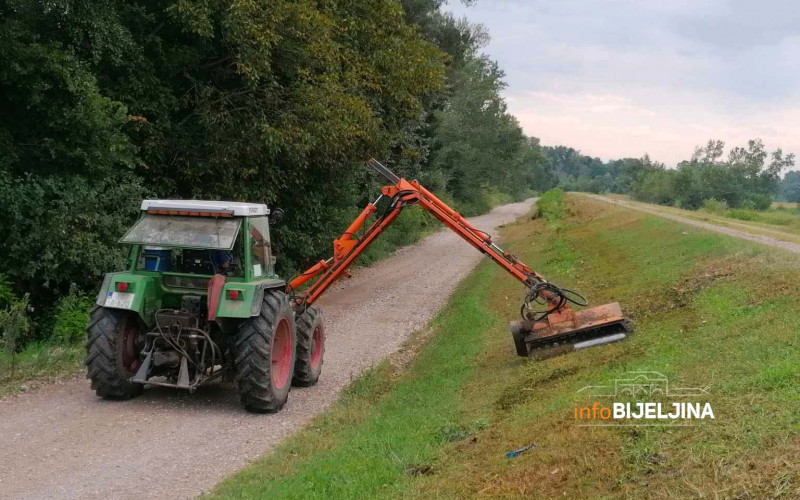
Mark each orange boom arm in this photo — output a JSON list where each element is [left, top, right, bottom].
[[287, 159, 629, 357], [288, 160, 539, 303]]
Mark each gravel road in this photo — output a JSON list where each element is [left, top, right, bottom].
[[0, 198, 535, 500], [583, 194, 800, 254]]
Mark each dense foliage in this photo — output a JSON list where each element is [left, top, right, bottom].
[[0, 0, 547, 343]]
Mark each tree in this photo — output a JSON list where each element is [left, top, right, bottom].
[[521, 138, 556, 192], [0, 1, 146, 307], [780, 171, 800, 203], [691, 139, 725, 164], [428, 55, 528, 211]]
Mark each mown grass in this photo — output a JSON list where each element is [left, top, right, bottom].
[[212, 194, 799, 499]]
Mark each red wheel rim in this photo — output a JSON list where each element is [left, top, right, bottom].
[[271, 318, 292, 390], [121, 317, 140, 375], [122, 318, 141, 375], [310, 325, 323, 369]]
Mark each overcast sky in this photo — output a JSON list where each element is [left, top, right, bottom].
[[444, 0, 800, 167]]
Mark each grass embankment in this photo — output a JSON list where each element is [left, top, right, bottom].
[[211, 191, 799, 499], [605, 194, 800, 245]]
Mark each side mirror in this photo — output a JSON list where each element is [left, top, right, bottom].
[[269, 207, 285, 225]]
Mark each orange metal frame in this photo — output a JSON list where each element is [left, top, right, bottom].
[[287, 160, 555, 309], [288, 159, 628, 351]]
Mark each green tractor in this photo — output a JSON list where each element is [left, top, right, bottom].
[[86, 200, 325, 413]]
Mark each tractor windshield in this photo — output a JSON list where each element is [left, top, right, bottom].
[[120, 214, 241, 250]]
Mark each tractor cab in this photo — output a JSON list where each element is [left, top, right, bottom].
[[101, 200, 286, 322], [122, 200, 277, 282]]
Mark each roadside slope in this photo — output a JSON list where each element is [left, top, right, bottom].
[[0, 199, 534, 500], [583, 193, 800, 253]]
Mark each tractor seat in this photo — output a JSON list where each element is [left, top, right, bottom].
[[181, 249, 216, 275]]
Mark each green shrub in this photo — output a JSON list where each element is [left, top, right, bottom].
[[747, 194, 773, 211], [740, 199, 757, 210], [454, 196, 492, 217], [0, 172, 144, 340], [701, 198, 728, 214], [51, 289, 94, 344], [451, 187, 519, 217], [0, 275, 14, 309], [535, 189, 566, 221], [632, 169, 677, 206], [484, 188, 515, 208], [0, 294, 31, 355], [358, 208, 434, 266], [726, 209, 757, 221]]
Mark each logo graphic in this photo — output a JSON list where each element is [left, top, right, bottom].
[[574, 371, 714, 426]]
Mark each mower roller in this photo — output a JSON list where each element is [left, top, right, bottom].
[[88, 158, 629, 414], [290, 159, 631, 356]]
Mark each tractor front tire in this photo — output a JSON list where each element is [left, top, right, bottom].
[[292, 306, 325, 387], [234, 290, 296, 413], [85, 306, 144, 400]]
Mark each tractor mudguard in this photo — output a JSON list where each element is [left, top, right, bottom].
[[215, 279, 285, 319], [94, 273, 115, 305], [96, 272, 159, 325]]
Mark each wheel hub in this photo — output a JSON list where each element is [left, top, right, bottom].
[[271, 318, 292, 390]]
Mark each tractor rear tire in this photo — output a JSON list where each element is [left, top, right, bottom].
[[292, 306, 325, 387], [233, 290, 296, 413], [85, 306, 144, 400]]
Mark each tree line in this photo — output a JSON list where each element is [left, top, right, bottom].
[[546, 140, 796, 209], [0, 0, 549, 344]]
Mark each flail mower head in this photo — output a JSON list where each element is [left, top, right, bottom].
[[509, 282, 632, 358]]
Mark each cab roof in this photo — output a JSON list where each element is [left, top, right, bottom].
[[141, 200, 269, 217]]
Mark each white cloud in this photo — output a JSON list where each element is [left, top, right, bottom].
[[445, 0, 800, 168]]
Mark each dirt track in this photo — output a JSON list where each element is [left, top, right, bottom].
[[583, 194, 800, 254], [0, 199, 534, 500]]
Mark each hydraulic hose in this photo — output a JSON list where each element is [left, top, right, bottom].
[[521, 281, 588, 322]]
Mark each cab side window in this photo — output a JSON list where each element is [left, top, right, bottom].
[[248, 217, 272, 278]]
